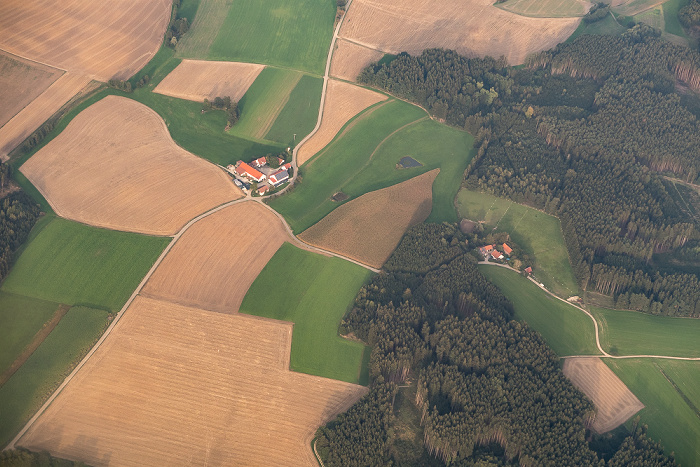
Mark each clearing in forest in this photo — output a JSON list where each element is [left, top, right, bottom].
[[17, 296, 367, 466], [0, 51, 62, 129], [0, 73, 92, 160], [153, 60, 264, 103], [298, 80, 387, 165], [496, 0, 590, 17], [21, 96, 242, 236], [612, 0, 668, 16], [336, 0, 580, 66], [241, 243, 372, 383], [562, 357, 644, 433], [299, 170, 438, 269], [330, 39, 385, 82], [0, 0, 171, 80], [141, 202, 290, 313]]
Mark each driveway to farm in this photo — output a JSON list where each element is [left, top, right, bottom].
[[478, 261, 700, 362]]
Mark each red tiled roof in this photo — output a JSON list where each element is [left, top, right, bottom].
[[235, 162, 265, 181], [282, 162, 292, 171], [483, 244, 494, 251], [525, 266, 532, 274], [503, 243, 512, 255], [491, 251, 504, 259], [257, 185, 269, 194]]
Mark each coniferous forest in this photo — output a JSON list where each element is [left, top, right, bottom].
[[358, 27, 700, 316]]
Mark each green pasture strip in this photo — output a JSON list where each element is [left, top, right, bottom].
[[656, 360, 700, 415], [264, 74, 323, 146], [0, 292, 60, 375], [129, 46, 181, 90], [208, 0, 335, 74], [566, 14, 625, 42], [457, 190, 580, 297], [633, 5, 666, 29], [590, 306, 700, 357], [605, 359, 700, 467], [175, 0, 229, 58], [240, 243, 372, 384], [0, 306, 109, 447], [1, 218, 169, 311], [496, 0, 586, 17], [663, 0, 691, 36], [613, 0, 666, 15], [479, 266, 598, 356]]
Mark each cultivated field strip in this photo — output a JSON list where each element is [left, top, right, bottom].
[[0, 73, 91, 160], [21, 96, 242, 235], [154, 60, 265, 103], [297, 80, 387, 165], [175, 0, 233, 58], [0, 51, 62, 129], [18, 296, 367, 466], [300, 169, 438, 268], [0, 0, 170, 80], [330, 38, 384, 81], [338, 0, 580, 65], [563, 357, 645, 433], [142, 202, 290, 313]]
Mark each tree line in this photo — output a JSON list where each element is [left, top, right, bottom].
[[317, 223, 676, 465], [358, 29, 700, 316]]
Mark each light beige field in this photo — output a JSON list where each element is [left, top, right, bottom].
[[154, 60, 265, 103], [300, 169, 438, 268], [563, 357, 644, 433], [142, 202, 290, 313], [0, 51, 62, 129], [18, 296, 367, 467], [337, 0, 581, 65], [0, 0, 171, 80], [0, 73, 92, 160], [21, 95, 242, 236], [298, 80, 387, 165], [330, 38, 384, 81]]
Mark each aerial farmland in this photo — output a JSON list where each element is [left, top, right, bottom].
[[1, 0, 699, 465]]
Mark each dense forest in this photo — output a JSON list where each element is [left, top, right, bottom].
[[358, 28, 700, 316], [317, 224, 676, 466]]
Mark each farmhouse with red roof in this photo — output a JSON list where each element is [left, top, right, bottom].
[[257, 184, 269, 195], [269, 169, 289, 187], [525, 266, 533, 275], [235, 161, 266, 182], [503, 243, 512, 255], [252, 157, 267, 168], [491, 250, 504, 260], [478, 244, 495, 258]]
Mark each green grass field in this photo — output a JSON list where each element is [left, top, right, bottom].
[[605, 359, 700, 467], [271, 100, 474, 232], [496, 0, 586, 17], [478, 266, 598, 356], [1, 218, 169, 311], [0, 292, 60, 375], [239, 243, 372, 384], [457, 190, 580, 297], [662, 0, 691, 36], [264, 74, 323, 146], [0, 306, 108, 447], [633, 5, 666, 29], [590, 307, 700, 357], [566, 14, 626, 42], [204, 0, 335, 74]]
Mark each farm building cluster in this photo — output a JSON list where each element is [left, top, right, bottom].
[[479, 243, 533, 275], [227, 156, 291, 196]]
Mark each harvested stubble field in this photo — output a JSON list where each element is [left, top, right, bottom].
[[0, 51, 62, 129], [18, 296, 367, 466], [154, 60, 265, 103], [330, 39, 384, 82], [297, 80, 387, 165], [21, 96, 242, 236], [0, 0, 171, 80], [142, 202, 290, 313], [300, 170, 438, 268], [562, 357, 644, 433], [0, 73, 91, 160], [337, 0, 581, 65]]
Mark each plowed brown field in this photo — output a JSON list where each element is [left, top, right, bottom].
[[299, 169, 438, 268], [298, 80, 386, 165], [0, 51, 62, 129], [563, 357, 644, 433], [18, 296, 367, 466], [21, 96, 242, 236], [0, 0, 170, 80], [330, 39, 384, 81], [142, 202, 290, 313], [338, 0, 580, 65], [154, 60, 265, 103], [0, 73, 92, 160]]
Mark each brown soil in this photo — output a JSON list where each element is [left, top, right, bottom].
[[154, 60, 265, 103], [338, 0, 580, 65], [0, 0, 171, 81], [17, 296, 367, 466], [330, 39, 384, 81], [297, 80, 387, 165], [300, 169, 439, 268], [0, 51, 62, 129], [142, 202, 290, 313], [21, 95, 242, 236], [563, 357, 645, 433]]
